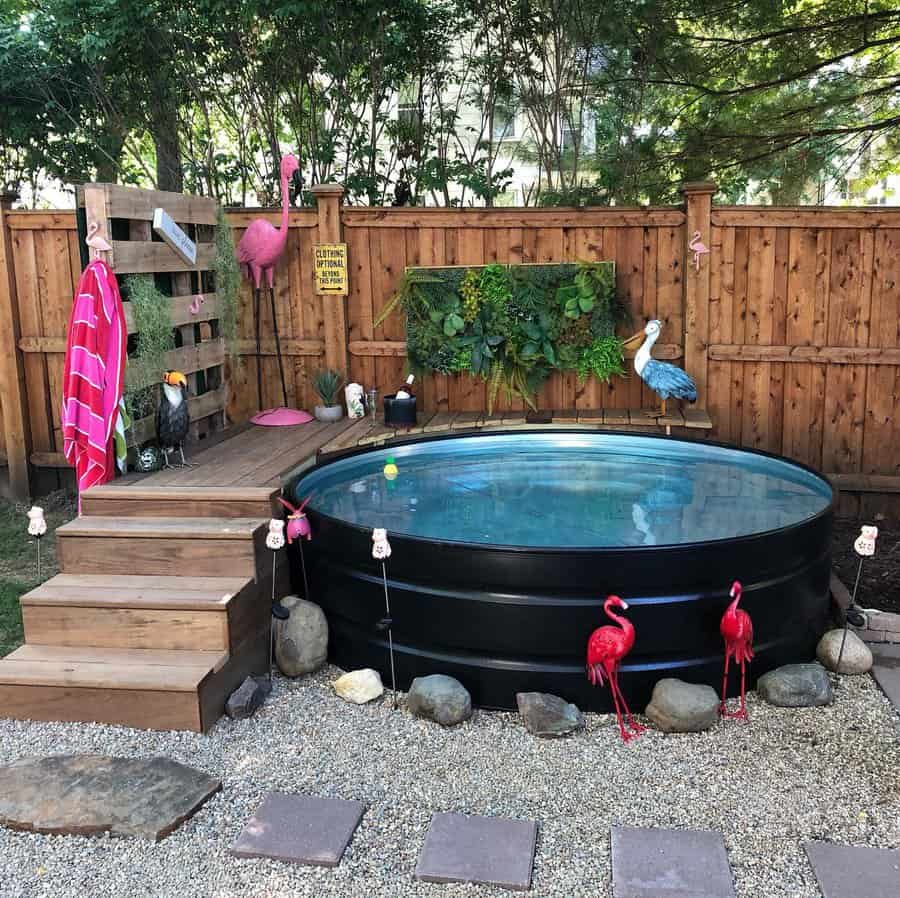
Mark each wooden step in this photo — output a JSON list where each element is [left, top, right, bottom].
[[81, 485, 280, 519], [20, 575, 254, 652], [56, 517, 267, 578], [0, 645, 228, 732]]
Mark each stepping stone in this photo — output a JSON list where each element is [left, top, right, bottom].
[[611, 826, 735, 898], [805, 841, 900, 898], [0, 755, 220, 842], [415, 811, 538, 891], [230, 793, 365, 867]]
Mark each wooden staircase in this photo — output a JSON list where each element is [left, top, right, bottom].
[[0, 484, 287, 732]]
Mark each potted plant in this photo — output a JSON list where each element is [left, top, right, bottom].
[[313, 369, 345, 422]]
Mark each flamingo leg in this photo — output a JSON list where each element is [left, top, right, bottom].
[[253, 287, 263, 412], [612, 670, 646, 737], [719, 651, 731, 716], [606, 670, 631, 742], [268, 286, 289, 408], [735, 660, 749, 721]]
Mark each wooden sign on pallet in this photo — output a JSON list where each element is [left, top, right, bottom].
[[152, 207, 197, 265]]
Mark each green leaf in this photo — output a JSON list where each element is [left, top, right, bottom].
[[521, 341, 539, 358], [487, 335, 504, 346], [578, 295, 594, 313], [543, 341, 556, 365], [429, 309, 445, 324]]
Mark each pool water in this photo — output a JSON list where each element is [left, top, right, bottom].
[[295, 433, 832, 548]]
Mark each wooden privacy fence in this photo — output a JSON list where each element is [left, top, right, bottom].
[[0, 184, 898, 517]]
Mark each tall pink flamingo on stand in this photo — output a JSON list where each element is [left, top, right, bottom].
[[586, 596, 646, 743], [237, 154, 310, 423], [719, 580, 754, 720]]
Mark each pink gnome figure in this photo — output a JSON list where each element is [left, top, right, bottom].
[[277, 496, 312, 543]]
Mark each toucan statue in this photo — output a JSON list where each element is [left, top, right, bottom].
[[157, 370, 191, 468]]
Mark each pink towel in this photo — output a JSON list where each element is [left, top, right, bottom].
[[61, 260, 126, 503]]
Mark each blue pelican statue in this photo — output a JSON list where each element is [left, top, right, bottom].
[[623, 319, 697, 416]]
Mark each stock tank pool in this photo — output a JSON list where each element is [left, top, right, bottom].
[[292, 430, 834, 712]]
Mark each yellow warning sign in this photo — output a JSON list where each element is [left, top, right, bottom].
[[313, 243, 349, 295]]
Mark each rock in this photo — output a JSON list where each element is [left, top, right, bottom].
[[333, 668, 383, 704], [407, 674, 472, 726], [0, 755, 220, 841], [644, 678, 719, 733], [816, 628, 873, 674], [757, 663, 833, 707], [275, 595, 329, 676], [516, 692, 585, 737], [226, 676, 266, 719]]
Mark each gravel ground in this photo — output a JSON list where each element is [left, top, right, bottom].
[[0, 667, 898, 898]]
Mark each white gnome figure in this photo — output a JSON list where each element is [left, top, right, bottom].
[[854, 525, 878, 557], [265, 518, 286, 550], [26, 506, 47, 579], [372, 527, 392, 560], [345, 382, 365, 419]]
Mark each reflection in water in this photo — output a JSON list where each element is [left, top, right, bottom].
[[296, 434, 831, 548]]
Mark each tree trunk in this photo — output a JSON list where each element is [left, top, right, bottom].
[[152, 105, 183, 192]]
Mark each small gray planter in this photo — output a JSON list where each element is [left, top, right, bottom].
[[314, 404, 344, 423]]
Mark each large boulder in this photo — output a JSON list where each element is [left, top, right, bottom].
[[757, 663, 833, 707], [407, 674, 472, 726], [816, 628, 873, 674], [275, 595, 329, 677], [333, 668, 384, 704], [645, 678, 719, 733], [516, 692, 585, 737], [225, 676, 267, 719]]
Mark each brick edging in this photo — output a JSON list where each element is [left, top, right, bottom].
[[830, 572, 900, 644]]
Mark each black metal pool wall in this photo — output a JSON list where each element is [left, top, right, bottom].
[[292, 439, 834, 713]]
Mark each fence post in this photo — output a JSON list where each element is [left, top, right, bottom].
[[311, 184, 349, 377], [680, 181, 716, 407], [0, 194, 31, 500]]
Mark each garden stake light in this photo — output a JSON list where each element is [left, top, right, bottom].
[[372, 528, 398, 709], [265, 518, 290, 685], [835, 525, 877, 677]]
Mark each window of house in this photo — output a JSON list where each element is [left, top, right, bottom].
[[397, 83, 422, 139], [491, 105, 517, 142]]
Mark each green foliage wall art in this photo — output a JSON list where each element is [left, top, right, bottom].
[[376, 261, 630, 411]]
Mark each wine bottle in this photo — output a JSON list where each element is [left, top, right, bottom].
[[395, 374, 415, 400]]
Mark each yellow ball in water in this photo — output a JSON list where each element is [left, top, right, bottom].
[[383, 456, 399, 480]]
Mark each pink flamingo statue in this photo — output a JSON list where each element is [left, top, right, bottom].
[[85, 221, 112, 261], [586, 596, 646, 743], [719, 580, 754, 720], [689, 230, 710, 270], [277, 495, 313, 598], [237, 154, 310, 423]]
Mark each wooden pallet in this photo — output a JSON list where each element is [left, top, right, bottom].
[[81, 183, 227, 445], [318, 408, 713, 457]]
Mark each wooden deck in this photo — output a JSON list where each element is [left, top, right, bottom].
[[0, 409, 710, 732], [0, 419, 353, 733]]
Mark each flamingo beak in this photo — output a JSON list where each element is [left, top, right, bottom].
[[620, 600, 629, 610], [621, 331, 644, 349]]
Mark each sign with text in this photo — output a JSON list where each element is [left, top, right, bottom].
[[152, 207, 197, 265], [314, 243, 349, 295]]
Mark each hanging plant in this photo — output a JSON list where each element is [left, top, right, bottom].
[[124, 275, 175, 422], [214, 204, 241, 359]]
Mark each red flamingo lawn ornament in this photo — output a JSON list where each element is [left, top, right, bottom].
[[586, 595, 646, 743], [719, 580, 754, 720], [237, 153, 301, 415]]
